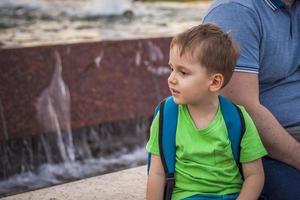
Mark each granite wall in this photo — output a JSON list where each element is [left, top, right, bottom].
[[0, 37, 171, 141]]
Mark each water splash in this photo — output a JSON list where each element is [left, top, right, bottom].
[[143, 41, 170, 76], [146, 65, 170, 76], [81, 0, 132, 16], [0, 115, 150, 196], [94, 51, 104, 69], [147, 41, 164, 62], [134, 42, 143, 67], [0, 146, 146, 197], [36, 51, 75, 162], [135, 51, 142, 66]]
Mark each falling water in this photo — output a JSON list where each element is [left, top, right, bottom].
[[36, 51, 75, 162], [0, 146, 147, 197], [0, 117, 149, 197]]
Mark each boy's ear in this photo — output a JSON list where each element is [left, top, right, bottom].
[[209, 73, 224, 92]]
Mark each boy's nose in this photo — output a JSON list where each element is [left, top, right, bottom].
[[168, 72, 177, 84]]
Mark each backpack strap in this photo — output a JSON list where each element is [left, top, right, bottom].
[[159, 96, 178, 174], [159, 96, 178, 200], [146, 96, 179, 200], [219, 96, 245, 177]]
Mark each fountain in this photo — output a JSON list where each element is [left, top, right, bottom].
[[0, 37, 171, 197], [0, 0, 211, 197]]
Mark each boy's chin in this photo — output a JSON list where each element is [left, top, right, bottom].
[[172, 97, 185, 105]]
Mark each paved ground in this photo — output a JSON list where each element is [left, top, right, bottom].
[[1, 165, 147, 200]]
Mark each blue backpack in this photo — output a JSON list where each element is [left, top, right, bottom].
[[147, 96, 245, 200]]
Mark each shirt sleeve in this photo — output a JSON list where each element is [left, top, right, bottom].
[[203, 2, 261, 74], [238, 106, 268, 163], [146, 112, 160, 155]]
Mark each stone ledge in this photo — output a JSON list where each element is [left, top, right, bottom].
[[1, 165, 147, 200]]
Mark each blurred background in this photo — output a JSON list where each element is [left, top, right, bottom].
[[0, 0, 211, 198], [0, 0, 210, 48]]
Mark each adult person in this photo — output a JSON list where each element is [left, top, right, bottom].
[[203, 0, 300, 199]]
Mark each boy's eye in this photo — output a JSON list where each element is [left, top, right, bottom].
[[180, 71, 187, 75]]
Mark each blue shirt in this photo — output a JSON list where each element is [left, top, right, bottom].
[[203, 0, 300, 128]]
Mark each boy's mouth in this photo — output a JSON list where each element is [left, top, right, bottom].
[[170, 88, 180, 94]]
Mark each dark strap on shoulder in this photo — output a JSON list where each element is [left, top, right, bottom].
[[147, 96, 178, 200], [219, 96, 245, 178], [159, 97, 178, 200], [234, 104, 246, 179], [219, 96, 244, 163], [159, 97, 178, 174], [156, 97, 177, 200]]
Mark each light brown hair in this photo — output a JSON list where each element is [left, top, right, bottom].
[[170, 23, 240, 88]]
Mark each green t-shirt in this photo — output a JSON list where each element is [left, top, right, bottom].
[[146, 104, 268, 200]]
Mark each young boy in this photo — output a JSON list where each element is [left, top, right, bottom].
[[146, 24, 267, 200]]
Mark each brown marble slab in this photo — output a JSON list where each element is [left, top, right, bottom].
[[0, 38, 171, 141]]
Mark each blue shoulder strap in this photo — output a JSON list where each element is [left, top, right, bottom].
[[159, 96, 178, 200], [147, 96, 178, 175], [159, 96, 178, 174], [147, 96, 178, 200], [219, 96, 245, 164]]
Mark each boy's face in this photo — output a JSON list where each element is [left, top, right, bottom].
[[168, 46, 213, 105]]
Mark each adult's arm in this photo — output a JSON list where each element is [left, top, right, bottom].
[[221, 72, 300, 170]]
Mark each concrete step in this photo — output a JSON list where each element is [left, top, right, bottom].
[[1, 165, 147, 200]]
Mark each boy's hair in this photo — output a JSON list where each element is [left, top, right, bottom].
[[170, 23, 240, 88]]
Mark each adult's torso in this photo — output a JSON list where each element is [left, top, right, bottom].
[[203, 0, 300, 127], [256, 0, 300, 128]]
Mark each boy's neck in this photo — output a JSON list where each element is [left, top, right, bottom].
[[187, 94, 219, 130]]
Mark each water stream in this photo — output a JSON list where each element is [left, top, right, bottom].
[[36, 51, 75, 163]]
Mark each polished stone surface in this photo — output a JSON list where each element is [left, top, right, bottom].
[[1, 165, 147, 200], [0, 38, 171, 140]]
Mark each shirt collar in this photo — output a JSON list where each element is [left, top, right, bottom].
[[264, 0, 299, 10]]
